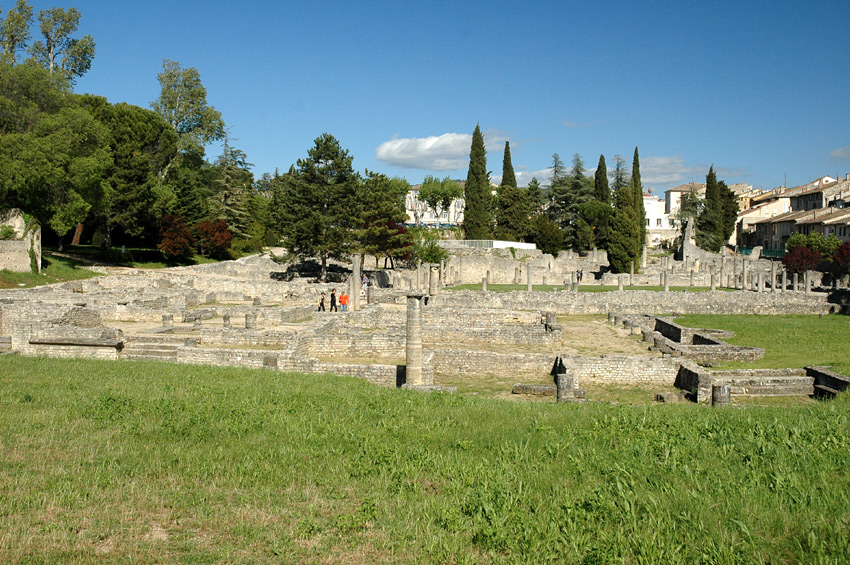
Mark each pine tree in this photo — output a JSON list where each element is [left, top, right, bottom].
[[463, 124, 491, 239], [526, 177, 543, 214], [273, 133, 360, 280], [594, 154, 609, 205]]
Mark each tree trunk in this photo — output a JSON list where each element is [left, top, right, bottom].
[[71, 222, 84, 246], [320, 255, 327, 282]]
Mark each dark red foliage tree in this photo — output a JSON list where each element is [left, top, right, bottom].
[[834, 241, 850, 275], [782, 245, 820, 274], [193, 219, 232, 258], [158, 214, 194, 260]]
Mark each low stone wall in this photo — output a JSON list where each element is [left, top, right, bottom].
[[417, 289, 833, 315], [563, 355, 681, 386]]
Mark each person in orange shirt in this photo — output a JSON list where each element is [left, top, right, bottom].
[[339, 291, 349, 312]]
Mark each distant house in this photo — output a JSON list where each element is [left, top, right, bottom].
[[745, 175, 850, 250], [643, 193, 677, 247], [664, 182, 706, 215]]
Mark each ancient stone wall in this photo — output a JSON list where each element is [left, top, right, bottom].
[[419, 289, 832, 315]]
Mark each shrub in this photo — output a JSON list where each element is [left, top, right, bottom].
[[193, 219, 232, 258], [158, 214, 194, 261], [529, 214, 563, 257], [834, 242, 850, 275], [781, 245, 820, 274], [0, 225, 16, 240]]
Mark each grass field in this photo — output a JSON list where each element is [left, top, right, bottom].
[[2, 355, 849, 563], [0, 253, 100, 289], [675, 314, 850, 376]]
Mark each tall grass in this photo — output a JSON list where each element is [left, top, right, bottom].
[[0, 253, 100, 288], [2, 355, 849, 562]]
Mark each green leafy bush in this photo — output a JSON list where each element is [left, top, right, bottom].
[[0, 225, 16, 240]]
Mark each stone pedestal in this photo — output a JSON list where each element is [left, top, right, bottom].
[[245, 312, 257, 329], [223, 313, 231, 328], [712, 384, 731, 407], [405, 292, 426, 386]]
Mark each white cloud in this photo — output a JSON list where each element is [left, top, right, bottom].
[[830, 146, 850, 162], [641, 156, 744, 188], [375, 129, 514, 171]]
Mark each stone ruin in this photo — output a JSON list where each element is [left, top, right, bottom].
[[0, 248, 847, 405], [0, 208, 41, 273]]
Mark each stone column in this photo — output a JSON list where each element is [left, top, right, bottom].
[[162, 314, 173, 328], [440, 260, 446, 289], [350, 254, 361, 312], [482, 276, 488, 291], [689, 269, 694, 287], [793, 272, 799, 292], [742, 260, 748, 291], [710, 275, 717, 291], [514, 267, 521, 285], [405, 292, 426, 386], [663, 272, 670, 292], [770, 263, 777, 292], [245, 312, 257, 329], [758, 273, 764, 293], [618, 275, 624, 291], [222, 313, 231, 328], [527, 267, 533, 293], [781, 269, 787, 293], [629, 261, 634, 286], [486, 270, 491, 285], [641, 245, 647, 269], [429, 265, 439, 296], [659, 272, 664, 286], [805, 270, 811, 295], [556, 374, 577, 403]]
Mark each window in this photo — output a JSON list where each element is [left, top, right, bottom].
[[646, 219, 650, 226], [656, 219, 662, 227]]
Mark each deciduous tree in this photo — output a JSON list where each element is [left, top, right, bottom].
[[419, 175, 462, 229], [0, 0, 33, 64], [28, 6, 95, 82]]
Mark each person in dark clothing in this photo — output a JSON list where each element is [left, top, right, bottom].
[[330, 289, 338, 312], [318, 292, 326, 311]]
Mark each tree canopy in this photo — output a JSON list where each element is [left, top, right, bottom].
[[463, 124, 491, 239]]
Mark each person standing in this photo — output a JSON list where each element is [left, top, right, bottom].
[[330, 288, 338, 312], [318, 292, 326, 311], [361, 273, 368, 294], [339, 291, 349, 312]]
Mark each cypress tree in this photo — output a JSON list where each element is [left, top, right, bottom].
[[697, 166, 722, 252], [526, 177, 542, 214], [500, 141, 516, 190], [631, 147, 646, 251], [594, 154, 609, 205], [606, 155, 640, 273], [463, 124, 491, 239]]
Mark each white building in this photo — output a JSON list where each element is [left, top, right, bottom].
[[644, 193, 678, 247], [404, 184, 465, 227]]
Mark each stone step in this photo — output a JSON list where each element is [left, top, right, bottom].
[[813, 384, 841, 399]]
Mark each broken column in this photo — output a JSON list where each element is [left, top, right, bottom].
[[405, 292, 426, 386], [429, 265, 439, 296], [712, 384, 731, 407], [222, 313, 231, 328]]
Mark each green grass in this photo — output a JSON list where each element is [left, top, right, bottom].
[[0, 253, 101, 288], [675, 314, 850, 375], [447, 283, 729, 293], [2, 355, 849, 563]]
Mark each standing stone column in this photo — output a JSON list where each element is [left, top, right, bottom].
[[629, 261, 634, 286], [663, 271, 670, 292], [805, 270, 811, 295], [405, 292, 426, 386], [781, 269, 787, 293], [792, 272, 799, 292], [641, 245, 647, 269], [618, 275, 624, 291], [350, 254, 361, 312], [222, 313, 231, 328], [689, 269, 694, 287], [429, 265, 439, 296], [245, 312, 257, 329], [659, 272, 664, 286], [770, 263, 777, 292], [742, 260, 748, 291], [514, 267, 521, 285], [527, 267, 533, 293], [712, 384, 731, 407], [482, 277, 488, 291], [710, 275, 717, 292], [162, 314, 173, 328], [486, 270, 491, 285], [758, 272, 764, 293]]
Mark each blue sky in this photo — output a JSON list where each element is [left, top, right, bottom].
[[50, 0, 850, 194]]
